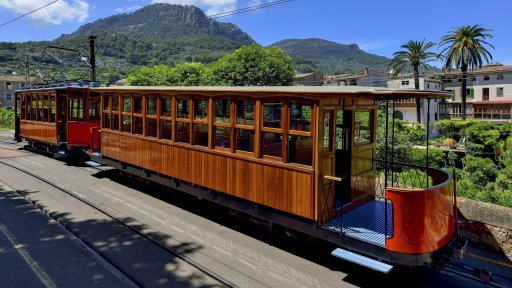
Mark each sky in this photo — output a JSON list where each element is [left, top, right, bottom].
[[0, 0, 511, 66]]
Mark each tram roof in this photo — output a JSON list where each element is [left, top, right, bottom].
[[91, 86, 450, 100]]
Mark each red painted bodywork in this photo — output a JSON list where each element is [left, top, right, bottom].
[[67, 121, 101, 151], [385, 169, 455, 254]]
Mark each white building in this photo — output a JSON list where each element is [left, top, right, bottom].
[[387, 74, 443, 131], [440, 63, 512, 122]]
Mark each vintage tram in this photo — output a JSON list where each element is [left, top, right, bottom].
[[15, 85, 101, 155], [15, 85, 463, 273]]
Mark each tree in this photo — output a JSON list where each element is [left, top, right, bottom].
[[389, 40, 438, 123], [211, 44, 295, 86], [440, 25, 494, 120], [127, 63, 213, 86]]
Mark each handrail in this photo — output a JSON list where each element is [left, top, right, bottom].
[[374, 158, 452, 191], [323, 175, 342, 182]]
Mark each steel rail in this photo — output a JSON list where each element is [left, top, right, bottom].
[[0, 160, 238, 288]]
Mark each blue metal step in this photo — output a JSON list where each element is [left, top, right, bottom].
[[331, 248, 393, 274]]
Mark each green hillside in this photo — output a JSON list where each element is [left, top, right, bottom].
[[0, 4, 254, 84], [271, 38, 391, 73]]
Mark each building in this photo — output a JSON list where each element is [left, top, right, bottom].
[[0, 76, 32, 109], [293, 72, 324, 86], [440, 63, 512, 122], [387, 74, 443, 132], [325, 68, 389, 87]]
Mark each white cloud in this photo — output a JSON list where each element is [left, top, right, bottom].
[[0, 0, 90, 25], [151, 0, 237, 15], [115, 5, 143, 14]]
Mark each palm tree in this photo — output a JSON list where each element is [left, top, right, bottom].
[[440, 25, 494, 120], [389, 40, 438, 123]]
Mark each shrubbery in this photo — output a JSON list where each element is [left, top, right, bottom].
[[0, 108, 14, 130]]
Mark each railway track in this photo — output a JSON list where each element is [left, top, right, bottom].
[[0, 160, 238, 288]]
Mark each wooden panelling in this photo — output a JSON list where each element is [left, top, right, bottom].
[[101, 130, 315, 219], [20, 121, 58, 144]]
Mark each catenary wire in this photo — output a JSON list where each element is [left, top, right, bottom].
[[0, 0, 59, 28]]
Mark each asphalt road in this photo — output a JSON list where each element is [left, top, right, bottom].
[[0, 131, 510, 288], [0, 182, 134, 288]]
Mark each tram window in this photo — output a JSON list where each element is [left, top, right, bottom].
[[89, 102, 100, 121], [160, 97, 172, 117], [21, 96, 26, 120], [50, 96, 56, 122], [103, 95, 110, 111], [236, 129, 254, 152], [193, 124, 208, 147], [323, 111, 332, 151], [31, 95, 37, 121], [122, 96, 131, 113], [287, 135, 313, 166], [160, 120, 172, 140], [43, 95, 49, 122], [103, 114, 111, 129], [133, 117, 143, 135], [290, 102, 312, 132], [121, 115, 131, 133], [133, 96, 143, 114], [146, 118, 157, 138], [263, 102, 282, 128], [215, 126, 231, 149], [354, 111, 371, 144], [236, 100, 254, 125], [112, 95, 119, 112], [262, 132, 283, 158], [177, 98, 189, 119], [112, 114, 120, 130], [215, 99, 230, 123], [69, 98, 84, 120], [37, 95, 43, 121], [194, 99, 208, 121], [147, 96, 157, 116], [176, 122, 190, 143]]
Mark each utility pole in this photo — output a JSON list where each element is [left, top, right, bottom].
[[24, 55, 29, 86], [89, 35, 96, 81]]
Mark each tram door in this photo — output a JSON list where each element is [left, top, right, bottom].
[[334, 110, 352, 206], [319, 107, 354, 221], [57, 90, 67, 143]]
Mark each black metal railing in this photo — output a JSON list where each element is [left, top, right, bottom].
[[375, 159, 433, 197]]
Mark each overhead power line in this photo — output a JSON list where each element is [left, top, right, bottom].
[[0, 0, 60, 28], [208, 0, 292, 19]]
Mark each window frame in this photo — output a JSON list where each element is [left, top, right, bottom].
[[234, 98, 257, 156], [261, 100, 285, 161], [213, 97, 233, 152], [287, 101, 314, 166], [158, 95, 173, 141], [175, 97, 191, 144]]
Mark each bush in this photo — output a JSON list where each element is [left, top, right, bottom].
[[410, 147, 445, 168], [0, 108, 14, 130]]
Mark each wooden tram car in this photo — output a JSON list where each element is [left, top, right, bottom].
[[15, 86, 101, 155], [15, 85, 463, 272]]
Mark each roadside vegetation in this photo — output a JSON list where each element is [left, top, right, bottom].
[[0, 107, 14, 130]]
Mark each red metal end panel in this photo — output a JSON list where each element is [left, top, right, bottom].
[[67, 121, 100, 149], [385, 173, 455, 254]]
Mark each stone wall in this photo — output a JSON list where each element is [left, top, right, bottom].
[[457, 197, 512, 260]]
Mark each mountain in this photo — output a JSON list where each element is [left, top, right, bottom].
[[0, 4, 254, 83], [58, 4, 253, 45], [271, 38, 391, 73]]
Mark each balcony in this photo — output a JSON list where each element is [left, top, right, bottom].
[[439, 102, 473, 120], [321, 160, 455, 253]]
